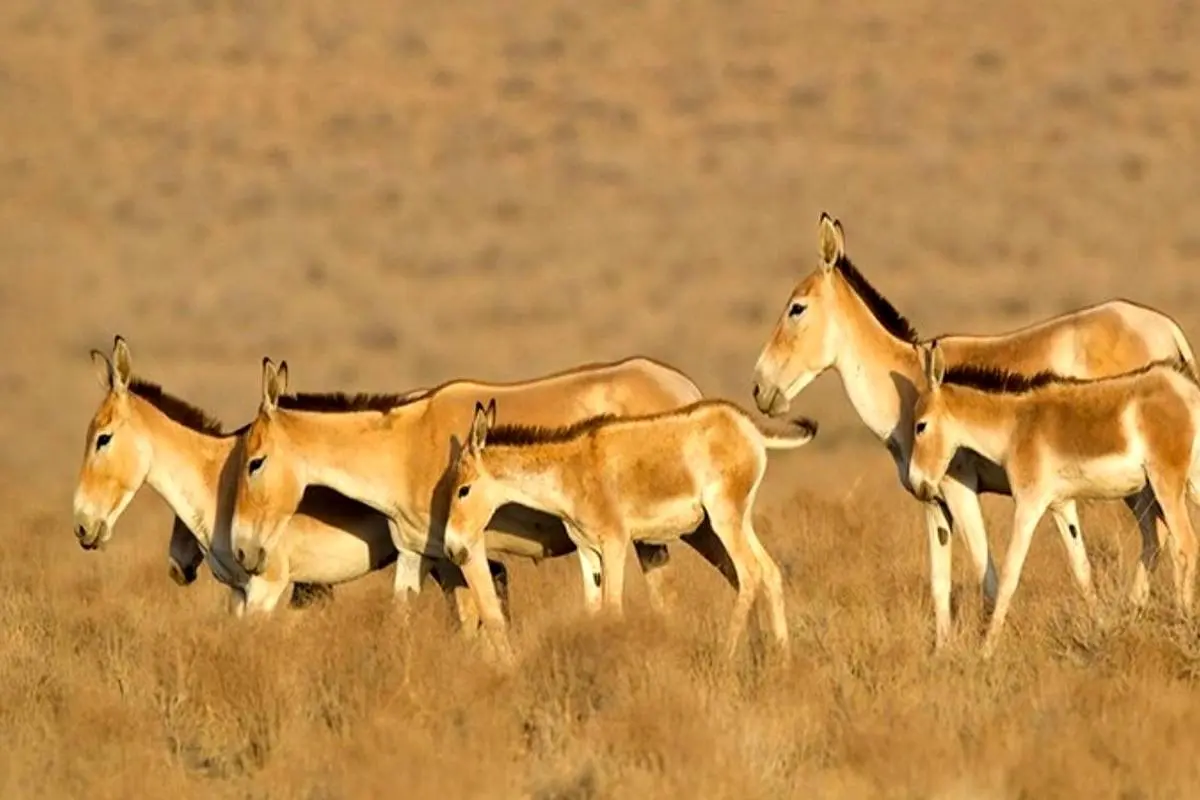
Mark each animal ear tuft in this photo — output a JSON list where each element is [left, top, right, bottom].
[[469, 401, 491, 452], [925, 340, 946, 387], [817, 213, 845, 272], [91, 349, 115, 392], [261, 358, 282, 411], [111, 335, 132, 391]]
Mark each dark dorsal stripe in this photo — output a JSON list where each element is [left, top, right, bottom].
[[834, 256, 920, 344], [485, 414, 619, 447], [276, 392, 417, 414], [942, 358, 1188, 395], [129, 378, 226, 436]]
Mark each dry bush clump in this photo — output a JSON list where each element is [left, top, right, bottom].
[[6, 480, 1200, 798]]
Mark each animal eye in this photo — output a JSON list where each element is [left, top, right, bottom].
[[248, 456, 266, 476], [457, 485, 471, 498], [915, 421, 928, 435], [788, 302, 806, 318], [95, 432, 112, 451]]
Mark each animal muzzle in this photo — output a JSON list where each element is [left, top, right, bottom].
[[74, 516, 108, 551], [751, 381, 790, 417], [235, 543, 267, 576]]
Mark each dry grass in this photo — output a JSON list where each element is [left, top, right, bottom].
[[4, 0, 1200, 797], [8, 482, 1200, 798]]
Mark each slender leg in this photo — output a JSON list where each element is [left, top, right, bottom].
[[576, 547, 603, 615], [924, 501, 954, 650], [392, 549, 432, 603], [243, 575, 291, 615], [743, 513, 789, 653], [1123, 488, 1166, 609], [940, 475, 999, 614], [1048, 500, 1098, 613], [702, 500, 763, 660], [599, 536, 629, 616], [634, 542, 671, 613], [1148, 475, 1198, 619], [982, 496, 1050, 658], [167, 516, 204, 587], [460, 542, 515, 667]]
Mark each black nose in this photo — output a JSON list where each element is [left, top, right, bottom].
[[75, 524, 87, 540], [236, 547, 247, 565], [752, 384, 760, 399]]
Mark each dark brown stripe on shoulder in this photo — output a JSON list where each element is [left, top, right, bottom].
[[129, 378, 225, 436], [834, 257, 920, 344], [276, 392, 418, 414], [486, 414, 620, 447]]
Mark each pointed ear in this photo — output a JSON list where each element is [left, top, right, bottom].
[[90, 349, 114, 392], [924, 340, 946, 388], [276, 360, 290, 396], [468, 401, 491, 453], [484, 397, 497, 429], [817, 212, 845, 272], [111, 335, 132, 392], [261, 357, 283, 413]]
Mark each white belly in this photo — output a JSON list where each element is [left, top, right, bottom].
[[1056, 454, 1147, 500], [627, 497, 706, 545]]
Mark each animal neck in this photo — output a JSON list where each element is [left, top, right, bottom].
[[134, 398, 233, 551], [941, 388, 1022, 466], [480, 443, 580, 520], [828, 277, 923, 445], [277, 409, 412, 521]]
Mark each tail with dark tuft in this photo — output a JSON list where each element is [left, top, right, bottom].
[[756, 416, 819, 450]]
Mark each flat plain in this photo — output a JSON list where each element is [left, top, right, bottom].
[[3, 1, 1200, 797]]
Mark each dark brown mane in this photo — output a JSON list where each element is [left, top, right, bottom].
[[485, 414, 619, 447], [834, 256, 920, 344], [943, 358, 1190, 395], [276, 392, 418, 414], [129, 378, 226, 436]]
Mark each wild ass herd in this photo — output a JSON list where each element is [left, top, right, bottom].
[[72, 213, 1200, 664]]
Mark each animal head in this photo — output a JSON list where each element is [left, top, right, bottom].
[[908, 340, 956, 502], [443, 399, 502, 566], [73, 335, 154, 551], [230, 356, 300, 575], [753, 213, 853, 416]]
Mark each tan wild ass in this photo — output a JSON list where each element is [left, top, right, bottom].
[[443, 399, 817, 659], [751, 212, 1199, 649], [909, 340, 1200, 656], [228, 355, 707, 639], [72, 336, 512, 619]]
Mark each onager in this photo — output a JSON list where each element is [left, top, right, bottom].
[[908, 340, 1200, 656], [72, 336, 510, 618], [443, 399, 818, 660], [751, 212, 1199, 649], [229, 355, 706, 642]]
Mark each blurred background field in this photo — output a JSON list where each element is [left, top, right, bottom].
[[2, 1, 1200, 797]]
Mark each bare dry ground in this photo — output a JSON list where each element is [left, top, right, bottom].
[[3, 1, 1200, 797]]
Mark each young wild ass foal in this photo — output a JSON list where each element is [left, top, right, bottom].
[[443, 399, 818, 659], [71, 336, 510, 617], [229, 355, 706, 650], [909, 340, 1200, 657], [751, 212, 1200, 649]]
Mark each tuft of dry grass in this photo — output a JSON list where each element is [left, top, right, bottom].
[[6, 480, 1200, 798]]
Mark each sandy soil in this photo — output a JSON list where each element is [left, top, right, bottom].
[[3, 1, 1200, 797]]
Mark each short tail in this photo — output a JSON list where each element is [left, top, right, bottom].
[[1169, 320, 1200, 385], [755, 416, 819, 450]]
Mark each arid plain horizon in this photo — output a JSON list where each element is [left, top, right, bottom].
[[3, 1, 1200, 797]]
